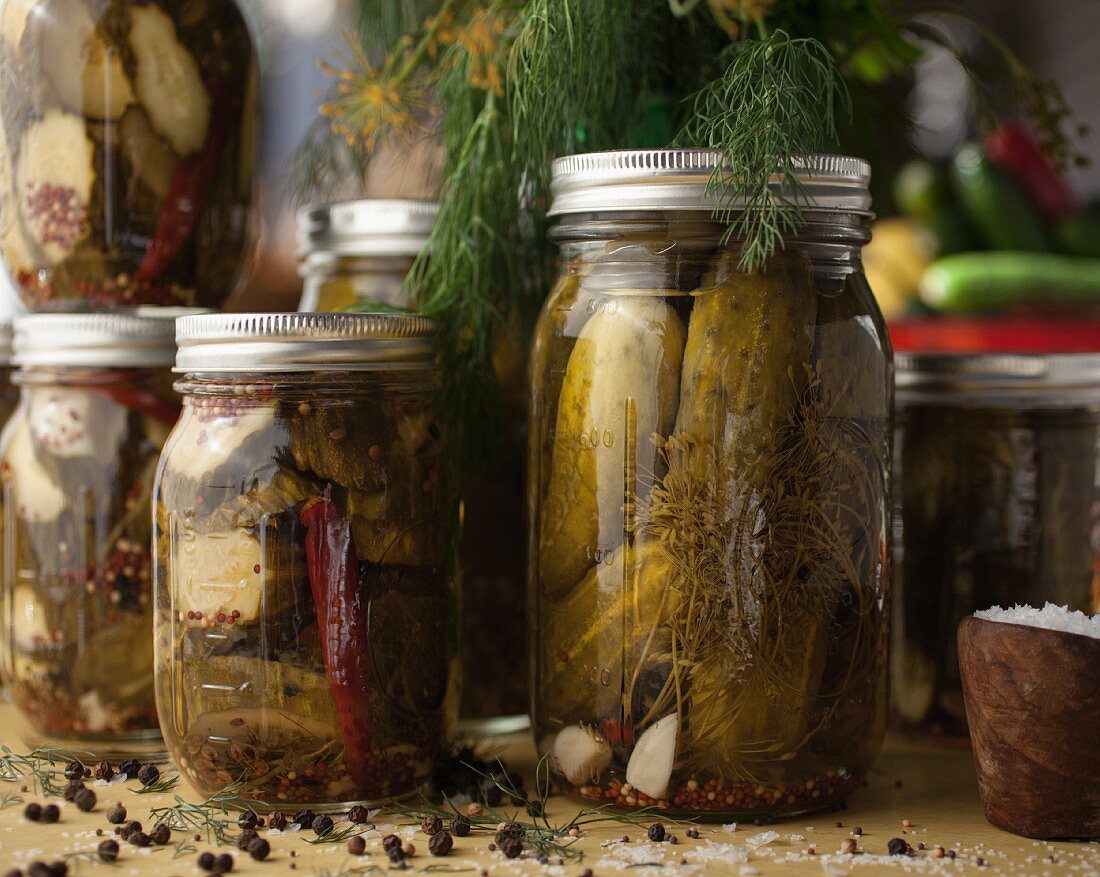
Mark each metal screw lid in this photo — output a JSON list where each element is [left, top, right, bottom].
[[548, 149, 872, 216], [175, 312, 437, 373], [13, 309, 201, 369], [298, 199, 439, 258], [897, 351, 1100, 404]]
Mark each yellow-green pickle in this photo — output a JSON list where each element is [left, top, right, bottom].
[[531, 150, 892, 818]]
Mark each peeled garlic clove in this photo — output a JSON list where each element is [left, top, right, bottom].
[[626, 713, 677, 800], [553, 724, 612, 786]]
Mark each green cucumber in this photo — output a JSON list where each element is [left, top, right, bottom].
[[920, 252, 1100, 313], [919, 206, 975, 257], [951, 145, 1049, 252]]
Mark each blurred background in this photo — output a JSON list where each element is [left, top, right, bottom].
[[2, 0, 1097, 316]]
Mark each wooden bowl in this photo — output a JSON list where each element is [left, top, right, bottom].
[[958, 615, 1100, 839]]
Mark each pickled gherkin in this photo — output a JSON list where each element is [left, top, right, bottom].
[[539, 296, 685, 597], [532, 151, 890, 820]]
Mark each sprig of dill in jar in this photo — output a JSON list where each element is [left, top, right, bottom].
[[292, 0, 1085, 475]]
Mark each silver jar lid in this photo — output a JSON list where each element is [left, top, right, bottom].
[[548, 150, 872, 216], [298, 199, 439, 258], [897, 351, 1100, 405], [13, 310, 198, 368], [175, 312, 437, 372]]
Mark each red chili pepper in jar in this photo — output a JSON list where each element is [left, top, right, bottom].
[[300, 494, 373, 792], [134, 83, 231, 284]]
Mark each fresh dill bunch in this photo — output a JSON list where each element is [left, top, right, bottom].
[[677, 30, 849, 271]]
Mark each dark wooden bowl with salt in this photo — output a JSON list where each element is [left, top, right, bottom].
[[958, 615, 1100, 839]]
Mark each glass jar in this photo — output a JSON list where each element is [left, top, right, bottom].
[[0, 312, 181, 757], [297, 200, 438, 313], [154, 313, 455, 809], [0, 0, 256, 310], [298, 200, 530, 732], [530, 150, 892, 818], [893, 353, 1100, 735], [0, 317, 17, 427]]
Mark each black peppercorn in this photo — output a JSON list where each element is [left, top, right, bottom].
[[120, 820, 142, 840], [23, 802, 42, 821], [311, 814, 334, 836], [387, 848, 405, 865], [74, 787, 97, 812], [136, 764, 159, 787], [421, 814, 443, 836], [39, 804, 59, 824], [686, 827, 700, 839], [149, 823, 171, 846], [237, 810, 258, 830], [61, 780, 84, 802], [118, 759, 141, 778], [449, 815, 471, 837], [129, 831, 151, 848], [347, 805, 369, 824], [495, 822, 524, 843], [292, 809, 315, 828], [887, 838, 910, 856], [3, 868, 22, 877], [97, 839, 120, 863], [248, 838, 271, 862], [93, 761, 114, 781], [213, 853, 234, 874], [499, 837, 523, 859], [428, 832, 453, 857], [63, 760, 84, 780], [107, 803, 127, 824], [27, 863, 51, 877], [197, 852, 216, 871], [347, 836, 366, 856], [48, 862, 67, 877], [269, 811, 288, 831], [526, 800, 543, 817], [236, 830, 258, 851], [382, 834, 403, 854], [647, 823, 666, 843]]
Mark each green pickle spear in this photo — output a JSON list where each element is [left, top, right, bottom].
[[538, 294, 685, 599]]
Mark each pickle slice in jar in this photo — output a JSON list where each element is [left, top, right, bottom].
[[15, 109, 95, 265], [182, 656, 338, 728], [539, 295, 685, 599], [33, 0, 134, 121], [118, 105, 180, 201], [75, 613, 155, 707], [128, 4, 210, 157]]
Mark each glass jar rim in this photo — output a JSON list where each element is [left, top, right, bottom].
[[548, 149, 872, 216], [297, 199, 439, 258], [174, 312, 437, 372], [897, 351, 1100, 405], [13, 310, 199, 369]]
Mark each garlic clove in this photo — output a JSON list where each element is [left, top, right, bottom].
[[626, 713, 677, 800], [553, 724, 612, 786]]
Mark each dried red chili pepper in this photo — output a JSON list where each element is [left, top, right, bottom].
[[134, 83, 231, 284], [300, 494, 372, 791]]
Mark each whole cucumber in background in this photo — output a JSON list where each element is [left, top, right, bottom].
[[920, 252, 1100, 313], [1053, 213, 1100, 259], [951, 145, 1049, 252]]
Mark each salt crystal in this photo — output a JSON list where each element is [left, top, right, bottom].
[[739, 867, 761, 876], [722, 823, 738, 833], [746, 831, 779, 847], [789, 834, 805, 842], [687, 840, 749, 864], [974, 602, 1100, 639]]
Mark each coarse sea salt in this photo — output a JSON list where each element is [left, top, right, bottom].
[[974, 602, 1100, 639]]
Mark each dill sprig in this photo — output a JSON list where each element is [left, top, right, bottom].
[[147, 781, 258, 847], [303, 822, 368, 846], [131, 772, 180, 795], [677, 30, 849, 271], [0, 745, 86, 796]]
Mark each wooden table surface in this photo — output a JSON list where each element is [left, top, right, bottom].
[[0, 708, 1095, 877]]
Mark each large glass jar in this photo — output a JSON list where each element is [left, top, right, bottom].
[[893, 353, 1100, 735], [531, 150, 892, 818], [0, 312, 180, 757], [298, 200, 529, 732], [0, 317, 17, 427], [154, 313, 455, 809], [0, 0, 256, 310]]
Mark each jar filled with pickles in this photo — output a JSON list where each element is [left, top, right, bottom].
[[298, 200, 530, 732], [154, 313, 455, 809], [531, 150, 892, 818], [0, 316, 17, 427], [297, 200, 438, 313], [893, 352, 1100, 734], [0, 0, 256, 310], [0, 312, 181, 757]]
